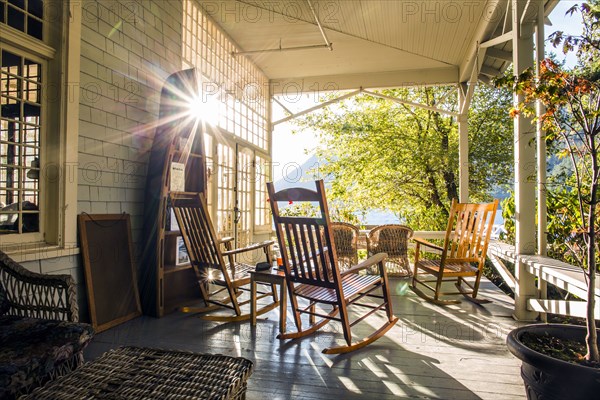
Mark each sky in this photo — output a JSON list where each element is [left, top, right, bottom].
[[272, 1, 585, 181]]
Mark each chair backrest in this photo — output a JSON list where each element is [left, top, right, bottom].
[[170, 192, 227, 280], [267, 180, 341, 290], [442, 199, 499, 266], [367, 225, 413, 257], [330, 222, 359, 269]]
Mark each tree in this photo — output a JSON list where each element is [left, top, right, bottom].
[[496, 2, 600, 363], [294, 85, 513, 230]]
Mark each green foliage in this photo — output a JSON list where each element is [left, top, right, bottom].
[[294, 85, 513, 230], [497, 2, 600, 362], [501, 187, 587, 267], [278, 200, 360, 225]]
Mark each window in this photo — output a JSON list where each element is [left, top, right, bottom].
[[182, 0, 272, 243], [0, 49, 42, 234], [254, 154, 270, 231], [0, 0, 44, 40], [1, 0, 45, 238]]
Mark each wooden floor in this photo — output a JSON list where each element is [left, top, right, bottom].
[[85, 277, 526, 400]]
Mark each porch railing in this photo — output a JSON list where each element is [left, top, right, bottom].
[[360, 229, 600, 320], [488, 240, 600, 321]]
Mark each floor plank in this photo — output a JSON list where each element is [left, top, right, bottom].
[[85, 277, 525, 399]]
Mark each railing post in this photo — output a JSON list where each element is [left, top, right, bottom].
[[458, 84, 469, 203], [512, 0, 538, 321]]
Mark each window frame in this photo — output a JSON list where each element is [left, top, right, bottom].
[[0, 1, 80, 260], [0, 44, 47, 243]]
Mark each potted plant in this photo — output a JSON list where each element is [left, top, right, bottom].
[[496, 3, 600, 399]]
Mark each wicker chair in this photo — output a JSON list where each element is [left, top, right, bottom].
[[329, 222, 360, 272], [0, 250, 94, 398], [367, 225, 414, 277]]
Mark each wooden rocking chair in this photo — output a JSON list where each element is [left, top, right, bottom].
[[267, 180, 398, 354], [171, 192, 279, 321], [411, 199, 498, 305]]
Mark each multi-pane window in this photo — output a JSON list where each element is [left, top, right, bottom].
[[0, 49, 42, 234], [237, 148, 252, 246], [182, 0, 272, 241], [182, 0, 269, 151], [216, 143, 235, 237], [0, 0, 44, 40], [254, 154, 270, 229]]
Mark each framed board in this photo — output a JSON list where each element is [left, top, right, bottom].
[[78, 213, 141, 332]]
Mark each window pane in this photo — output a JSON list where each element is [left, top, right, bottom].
[[8, 0, 25, 9], [2, 0, 44, 40], [29, 0, 43, 19], [0, 49, 41, 234], [7, 6, 24, 32], [28, 16, 42, 40]]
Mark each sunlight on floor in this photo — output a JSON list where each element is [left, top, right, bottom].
[[310, 342, 334, 368], [302, 349, 328, 387], [338, 376, 362, 394]]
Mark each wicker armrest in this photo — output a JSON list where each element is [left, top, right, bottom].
[[0, 251, 79, 322], [342, 253, 388, 276], [222, 240, 274, 256]]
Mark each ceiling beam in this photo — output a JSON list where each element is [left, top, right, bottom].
[[486, 47, 513, 62], [480, 32, 513, 49], [363, 90, 459, 117], [270, 67, 458, 95], [459, 0, 504, 82], [272, 89, 361, 125], [480, 65, 503, 77]]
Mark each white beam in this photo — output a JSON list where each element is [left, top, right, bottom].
[[272, 89, 361, 125], [486, 47, 513, 62], [362, 90, 459, 117], [459, 0, 503, 82], [537, 0, 547, 257], [480, 65, 503, 77], [270, 67, 458, 95], [512, 0, 538, 321], [480, 31, 513, 49], [272, 96, 293, 116], [528, 299, 600, 320]]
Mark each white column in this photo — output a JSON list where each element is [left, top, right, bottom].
[[458, 84, 469, 202], [512, 0, 538, 321], [536, 1, 547, 257], [536, 0, 548, 322]]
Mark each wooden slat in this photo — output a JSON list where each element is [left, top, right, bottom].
[[528, 298, 600, 319]]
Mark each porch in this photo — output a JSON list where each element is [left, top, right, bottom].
[[85, 277, 524, 400]]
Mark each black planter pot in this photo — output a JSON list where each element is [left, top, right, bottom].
[[507, 324, 600, 400]]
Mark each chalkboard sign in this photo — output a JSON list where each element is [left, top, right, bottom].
[[78, 213, 141, 332]]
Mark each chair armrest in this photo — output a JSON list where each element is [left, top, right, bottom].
[[219, 237, 234, 245], [341, 253, 388, 276], [222, 240, 274, 256], [413, 237, 444, 252], [0, 252, 79, 322], [445, 257, 482, 264]]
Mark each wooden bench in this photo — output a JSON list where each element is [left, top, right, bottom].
[[488, 241, 600, 320]]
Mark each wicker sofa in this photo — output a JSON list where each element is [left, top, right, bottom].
[[0, 251, 94, 399]]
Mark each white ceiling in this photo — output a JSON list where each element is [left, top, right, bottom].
[[199, 0, 559, 93]]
